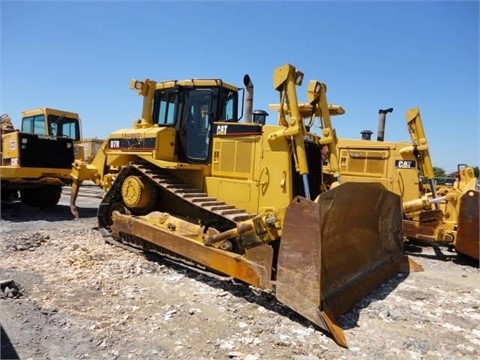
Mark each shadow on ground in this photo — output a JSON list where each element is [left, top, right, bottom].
[[405, 241, 479, 268], [1, 202, 97, 222], [1, 326, 20, 360]]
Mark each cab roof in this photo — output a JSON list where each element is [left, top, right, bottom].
[[21, 108, 80, 119], [155, 79, 239, 92]]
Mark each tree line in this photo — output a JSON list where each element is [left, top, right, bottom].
[[433, 166, 479, 181]]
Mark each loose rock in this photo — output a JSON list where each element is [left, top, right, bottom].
[[0, 186, 479, 359]]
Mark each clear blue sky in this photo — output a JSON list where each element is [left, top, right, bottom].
[[2, 1, 478, 173]]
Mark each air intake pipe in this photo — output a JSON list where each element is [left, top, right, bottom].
[[361, 130, 373, 141]]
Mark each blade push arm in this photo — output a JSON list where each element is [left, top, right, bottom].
[[129, 79, 157, 127], [404, 108, 439, 202], [270, 64, 311, 199], [307, 81, 341, 181]]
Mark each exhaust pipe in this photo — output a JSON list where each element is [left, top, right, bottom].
[[377, 108, 393, 141], [243, 75, 253, 123]]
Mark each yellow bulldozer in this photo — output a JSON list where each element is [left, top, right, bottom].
[[1, 108, 103, 207], [297, 100, 479, 261], [69, 64, 419, 347], [401, 109, 478, 261], [20, 108, 103, 163], [1, 110, 76, 207]]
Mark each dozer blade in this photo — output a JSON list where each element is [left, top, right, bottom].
[[456, 189, 479, 261], [276, 182, 407, 348]]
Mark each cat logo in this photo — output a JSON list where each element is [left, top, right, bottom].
[[216, 125, 228, 135], [395, 160, 416, 169]]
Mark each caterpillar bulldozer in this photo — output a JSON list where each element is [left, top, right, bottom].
[[1, 110, 76, 207], [1, 108, 103, 207], [401, 109, 478, 261], [291, 97, 479, 261], [20, 107, 103, 163], [69, 64, 418, 347]]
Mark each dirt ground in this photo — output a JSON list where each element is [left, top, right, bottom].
[[1, 184, 479, 360]]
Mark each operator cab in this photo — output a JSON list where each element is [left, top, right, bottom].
[[21, 108, 81, 141], [152, 80, 240, 164]]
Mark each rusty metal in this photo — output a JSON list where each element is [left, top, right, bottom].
[[276, 182, 408, 348], [110, 211, 274, 289], [402, 210, 446, 243], [204, 222, 254, 246], [455, 190, 479, 260], [70, 180, 81, 219]]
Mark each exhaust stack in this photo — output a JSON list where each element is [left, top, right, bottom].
[[243, 75, 254, 123], [377, 108, 393, 141]]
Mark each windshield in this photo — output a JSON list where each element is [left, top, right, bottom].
[[48, 115, 81, 140]]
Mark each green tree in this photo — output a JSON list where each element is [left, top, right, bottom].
[[433, 167, 446, 178], [473, 166, 479, 178]]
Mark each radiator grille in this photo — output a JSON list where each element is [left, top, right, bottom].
[[19, 133, 74, 169]]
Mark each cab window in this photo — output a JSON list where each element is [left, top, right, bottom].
[[221, 90, 237, 121], [47, 115, 81, 140], [154, 91, 177, 125], [21, 115, 46, 134]]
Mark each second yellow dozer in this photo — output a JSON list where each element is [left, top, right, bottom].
[[20, 107, 104, 163], [1, 111, 75, 206], [313, 103, 479, 262], [70, 64, 419, 347], [1, 108, 103, 206]]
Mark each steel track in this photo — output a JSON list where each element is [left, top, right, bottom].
[[97, 161, 255, 255]]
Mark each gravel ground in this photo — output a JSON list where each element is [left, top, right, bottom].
[[1, 185, 479, 360]]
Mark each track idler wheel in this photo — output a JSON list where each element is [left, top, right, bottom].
[[121, 175, 155, 212]]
